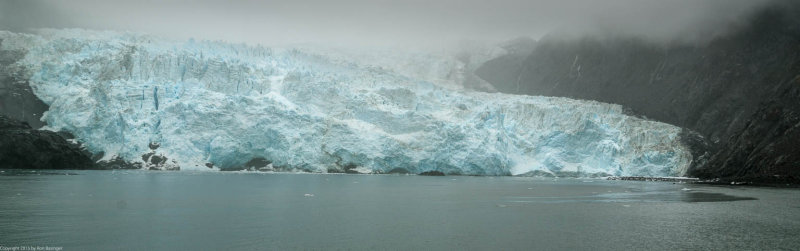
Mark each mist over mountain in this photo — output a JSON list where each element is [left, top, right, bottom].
[[0, 0, 774, 47]]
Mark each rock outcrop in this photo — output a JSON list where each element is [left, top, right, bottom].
[[0, 115, 95, 169], [690, 77, 800, 183]]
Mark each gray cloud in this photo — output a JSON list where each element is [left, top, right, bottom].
[[0, 0, 775, 46]]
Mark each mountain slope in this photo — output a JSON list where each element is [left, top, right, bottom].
[[476, 2, 800, 182]]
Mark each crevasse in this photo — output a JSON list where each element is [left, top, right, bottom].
[[1, 29, 693, 176]]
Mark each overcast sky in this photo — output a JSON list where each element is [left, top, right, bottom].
[[0, 0, 775, 47]]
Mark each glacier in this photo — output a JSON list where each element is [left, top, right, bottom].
[[0, 29, 693, 176]]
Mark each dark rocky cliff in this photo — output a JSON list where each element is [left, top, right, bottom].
[[476, 2, 800, 182], [0, 37, 49, 128], [694, 77, 800, 183], [0, 114, 95, 169]]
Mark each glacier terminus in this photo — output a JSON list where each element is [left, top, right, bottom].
[[1, 30, 695, 176]]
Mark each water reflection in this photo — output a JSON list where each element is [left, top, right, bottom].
[[506, 190, 757, 204], [0, 169, 78, 176], [679, 192, 757, 202]]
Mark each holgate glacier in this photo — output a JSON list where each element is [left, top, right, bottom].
[[0, 29, 693, 176]]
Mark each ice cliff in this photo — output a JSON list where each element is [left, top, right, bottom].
[[0, 29, 693, 176]]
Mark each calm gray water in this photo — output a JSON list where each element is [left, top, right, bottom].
[[1, 170, 799, 250]]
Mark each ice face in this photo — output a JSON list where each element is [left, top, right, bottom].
[[1, 29, 693, 176]]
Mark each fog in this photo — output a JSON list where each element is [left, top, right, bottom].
[[0, 0, 775, 47]]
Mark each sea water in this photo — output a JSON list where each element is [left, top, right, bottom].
[[0, 170, 798, 250]]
